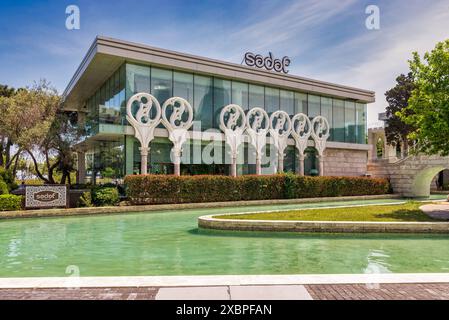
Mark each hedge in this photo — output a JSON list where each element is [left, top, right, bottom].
[[0, 194, 23, 211], [124, 174, 391, 205]]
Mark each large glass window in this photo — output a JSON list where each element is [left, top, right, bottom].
[[126, 64, 150, 96], [194, 75, 213, 130], [86, 62, 368, 146], [119, 64, 126, 124], [249, 84, 264, 108], [294, 92, 308, 114], [321, 97, 333, 140], [173, 71, 193, 103], [213, 78, 231, 129], [231, 81, 248, 110], [151, 68, 172, 106], [264, 87, 279, 114], [91, 138, 125, 183], [332, 99, 345, 142], [280, 90, 294, 115], [150, 138, 174, 174], [355, 103, 367, 144], [345, 101, 356, 143], [308, 95, 320, 118]]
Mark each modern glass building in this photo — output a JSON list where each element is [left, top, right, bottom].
[[63, 37, 375, 183]]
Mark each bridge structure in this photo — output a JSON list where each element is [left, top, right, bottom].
[[367, 155, 449, 198]]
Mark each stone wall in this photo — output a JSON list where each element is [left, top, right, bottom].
[[324, 148, 368, 177]]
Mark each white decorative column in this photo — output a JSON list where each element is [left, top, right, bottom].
[[126, 93, 162, 175], [161, 97, 194, 176], [291, 113, 312, 176], [311, 116, 330, 176], [269, 111, 292, 173], [219, 104, 246, 177], [246, 107, 269, 175]]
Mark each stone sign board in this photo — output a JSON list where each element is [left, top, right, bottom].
[[25, 185, 68, 209]]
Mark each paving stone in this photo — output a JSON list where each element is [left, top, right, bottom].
[[156, 286, 230, 300], [305, 283, 449, 300], [229, 285, 312, 300]]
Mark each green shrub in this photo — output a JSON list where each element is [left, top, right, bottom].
[[100, 183, 125, 196], [0, 167, 18, 191], [77, 191, 93, 207], [0, 194, 23, 211], [124, 174, 391, 205], [0, 179, 9, 195], [91, 187, 120, 206]]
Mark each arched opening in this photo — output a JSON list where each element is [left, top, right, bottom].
[[395, 143, 402, 159], [410, 166, 447, 198], [431, 169, 449, 191], [376, 137, 384, 159]]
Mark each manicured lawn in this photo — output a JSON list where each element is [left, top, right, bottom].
[[215, 202, 437, 222]]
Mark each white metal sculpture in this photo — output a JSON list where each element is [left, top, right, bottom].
[[311, 115, 330, 176], [161, 97, 194, 176], [246, 107, 269, 175], [219, 104, 247, 177], [126, 93, 161, 174], [291, 113, 312, 176], [269, 110, 292, 173]]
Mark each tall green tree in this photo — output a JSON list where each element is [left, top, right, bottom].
[[399, 39, 449, 155], [0, 80, 82, 184], [0, 85, 15, 98], [0, 84, 23, 171], [384, 73, 416, 149]]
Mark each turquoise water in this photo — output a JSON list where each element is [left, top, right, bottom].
[[1, 197, 449, 277]]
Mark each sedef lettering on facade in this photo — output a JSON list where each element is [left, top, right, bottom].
[[244, 52, 291, 73]]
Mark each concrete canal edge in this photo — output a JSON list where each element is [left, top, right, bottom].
[[198, 214, 449, 234], [0, 194, 402, 220]]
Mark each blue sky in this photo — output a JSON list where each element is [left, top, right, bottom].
[[1, 0, 449, 124]]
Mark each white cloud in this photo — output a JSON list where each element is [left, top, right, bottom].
[[304, 0, 449, 126]]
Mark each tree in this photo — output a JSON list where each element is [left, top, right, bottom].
[[0, 80, 82, 184], [0, 85, 15, 98], [0, 84, 17, 169], [384, 73, 416, 150], [399, 39, 449, 155]]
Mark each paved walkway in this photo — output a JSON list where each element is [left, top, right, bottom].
[[420, 202, 449, 220], [1, 283, 449, 300]]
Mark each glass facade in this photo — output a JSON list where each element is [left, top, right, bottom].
[[85, 62, 367, 143], [355, 102, 367, 144], [86, 138, 125, 184], [194, 75, 213, 130], [83, 62, 368, 179], [345, 101, 356, 143], [332, 99, 345, 142], [308, 95, 321, 118], [85, 64, 126, 135]]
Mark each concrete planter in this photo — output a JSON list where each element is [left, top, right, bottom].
[[198, 214, 449, 234]]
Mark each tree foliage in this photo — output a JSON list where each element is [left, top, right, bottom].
[[384, 73, 415, 146], [0, 80, 82, 184], [399, 39, 449, 155]]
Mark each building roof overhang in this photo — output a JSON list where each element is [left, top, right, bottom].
[[63, 36, 376, 111]]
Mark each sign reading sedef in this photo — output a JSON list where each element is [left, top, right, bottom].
[[244, 52, 290, 74]]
